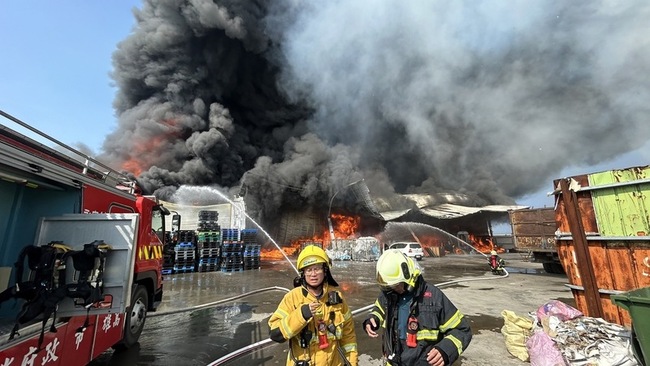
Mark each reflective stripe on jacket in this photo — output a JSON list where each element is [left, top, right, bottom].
[[268, 284, 358, 366], [366, 278, 472, 365]]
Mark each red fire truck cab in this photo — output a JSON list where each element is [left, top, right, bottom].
[[0, 111, 167, 365]]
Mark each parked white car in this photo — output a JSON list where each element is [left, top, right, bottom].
[[388, 242, 424, 260]]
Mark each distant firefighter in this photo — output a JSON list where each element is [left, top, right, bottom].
[[488, 250, 506, 275]]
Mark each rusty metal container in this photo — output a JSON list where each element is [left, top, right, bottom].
[[553, 165, 650, 326], [509, 208, 562, 273]]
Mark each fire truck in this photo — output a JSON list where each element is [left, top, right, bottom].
[[0, 110, 168, 365]]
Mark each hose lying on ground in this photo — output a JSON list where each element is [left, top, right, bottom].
[[148, 286, 291, 318], [206, 266, 509, 365]]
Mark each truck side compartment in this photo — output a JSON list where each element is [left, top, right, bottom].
[[0, 111, 167, 365], [1, 180, 81, 292]]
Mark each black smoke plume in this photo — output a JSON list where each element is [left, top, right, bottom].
[[101, 0, 650, 223]]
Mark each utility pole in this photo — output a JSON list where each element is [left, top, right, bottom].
[[327, 179, 364, 245]]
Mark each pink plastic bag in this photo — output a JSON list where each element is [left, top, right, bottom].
[[527, 331, 566, 366], [536, 300, 582, 322]]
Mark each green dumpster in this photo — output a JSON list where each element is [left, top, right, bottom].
[[611, 286, 650, 365]]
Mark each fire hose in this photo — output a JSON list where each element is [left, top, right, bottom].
[[146, 284, 359, 365], [149, 286, 292, 318], [206, 266, 509, 365], [335, 344, 352, 366]]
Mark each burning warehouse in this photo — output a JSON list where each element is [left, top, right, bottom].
[[4, 0, 650, 364], [162, 181, 527, 258], [372, 192, 527, 254], [97, 0, 647, 241], [261, 188, 528, 256]]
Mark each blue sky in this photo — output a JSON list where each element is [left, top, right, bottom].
[[0, 1, 140, 149], [1, 1, 648, 213]]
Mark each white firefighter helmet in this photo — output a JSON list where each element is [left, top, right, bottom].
[[490, 250, 498, 256], [376, 249, 420, 290]]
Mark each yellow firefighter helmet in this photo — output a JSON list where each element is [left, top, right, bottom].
[[376, 249, 420, 290], [297, 245, 331, 271]]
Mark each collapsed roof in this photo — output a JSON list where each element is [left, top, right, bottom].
[[369, 192, 529, 235]]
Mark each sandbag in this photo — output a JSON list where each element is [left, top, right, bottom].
[[501, 309, 534, 361]]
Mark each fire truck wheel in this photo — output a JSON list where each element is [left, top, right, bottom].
[[114, 285, 148, 350]]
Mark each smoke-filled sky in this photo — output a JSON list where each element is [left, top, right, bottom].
[[2, 1, 649, 223]]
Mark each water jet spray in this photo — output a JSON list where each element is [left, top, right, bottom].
[[170, 185, 300, 276]]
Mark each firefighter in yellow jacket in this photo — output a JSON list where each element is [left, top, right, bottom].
[[268, 245, 358, 366]]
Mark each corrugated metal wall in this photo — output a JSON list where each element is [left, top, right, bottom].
[[555, 165, 650, 326], [589, 166, 650, 236], [271, 209, 326, 246]]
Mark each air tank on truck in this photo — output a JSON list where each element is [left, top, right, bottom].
[[0, 110, 169, 365]]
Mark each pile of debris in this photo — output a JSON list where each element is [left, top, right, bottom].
[[501, 300, 639, 365], [326, 237, 381, 261]]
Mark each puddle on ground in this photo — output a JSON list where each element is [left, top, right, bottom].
[[468, 313, 503, 333], [504, 266, 545, 274]]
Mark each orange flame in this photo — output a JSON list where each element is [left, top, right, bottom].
[[260, 242, 301, 260], [417, 236, 444, 249], [330, 213, 360, 240], [120, 118, 182, 176], [407, 233, 504, 256], [468, 233, 505, 254], [260, 213, 361, 259], [122, 159, 145, 177]]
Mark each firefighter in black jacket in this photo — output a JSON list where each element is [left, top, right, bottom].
[[363, 250, 472, 365]]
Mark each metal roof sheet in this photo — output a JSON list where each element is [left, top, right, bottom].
[[379, 203, 529, 220], [421, 204, 528, 219], [378, 209, 412, 221]]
